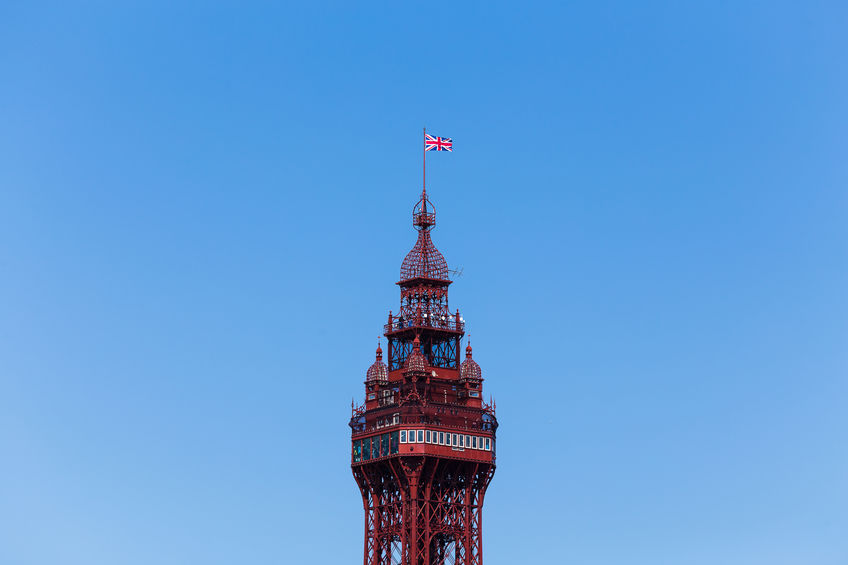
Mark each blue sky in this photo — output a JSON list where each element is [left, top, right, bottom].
[[1, 2, 846, 564]]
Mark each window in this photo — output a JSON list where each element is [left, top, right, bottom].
[[469, 391, 479, 397], [400, 430, 407, 443], [390, 431, 399, 455], [393, 413, 400, 425], [381, 433, 390, 457], [465, 435, 471, 449], [379, 390, 394, 407], [472, 436, 478, 449], [408, 429, 416, 443], [367, 393, 376, 400], [484, 437, 490, 451], [353, 440, 362, 463], [426, 430, 431, 444], [363, 437, 371, 460], [439, 432, 445, 445], [453, 434, 460, 447], [417, 430, 424, 443]]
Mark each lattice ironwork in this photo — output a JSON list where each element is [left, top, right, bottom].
[[352, 187, 497, 565], [389, 335, 459, 371], [400, 231, 449, 281], [353, 458, 495, 565]]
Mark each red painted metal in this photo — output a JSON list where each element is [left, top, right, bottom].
[[351, 188, 498, 565]]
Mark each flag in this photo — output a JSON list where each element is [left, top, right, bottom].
[[425, 134, 453, 152]]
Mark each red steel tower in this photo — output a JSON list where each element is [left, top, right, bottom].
[[350, 187, 498, 565]]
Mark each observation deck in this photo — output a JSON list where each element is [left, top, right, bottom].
[[384, 311, 465, 335]]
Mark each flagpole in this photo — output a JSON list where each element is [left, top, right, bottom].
[[422, 127, 426, 197]]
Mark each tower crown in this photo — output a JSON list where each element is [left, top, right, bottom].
[[400, 189, 449, 281]]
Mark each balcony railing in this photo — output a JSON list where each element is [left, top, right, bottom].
[[384, 313, 465, 334]]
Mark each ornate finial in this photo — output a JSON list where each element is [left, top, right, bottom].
[[376, 337, 382, 359], [412, 189, 436, 232]]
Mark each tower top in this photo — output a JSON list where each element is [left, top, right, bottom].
[[400, 188, 449, 281]]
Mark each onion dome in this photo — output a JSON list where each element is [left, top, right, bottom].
[[460, 342, 482, 381], [400, 190, 449, 281], [404, 335, 428, 373], [400, 231, 449, 280], [366, 343, 388, 382]]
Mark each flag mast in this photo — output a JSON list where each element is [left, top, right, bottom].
[[422, 127, 427, 198]]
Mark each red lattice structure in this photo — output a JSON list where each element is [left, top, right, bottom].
[[399, 191, 449, 281], [351, 188, 498, 565]]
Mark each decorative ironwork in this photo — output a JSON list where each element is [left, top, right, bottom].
[[351, 187, 498, 565]]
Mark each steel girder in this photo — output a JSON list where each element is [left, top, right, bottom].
[[353, 457, 494, 565]]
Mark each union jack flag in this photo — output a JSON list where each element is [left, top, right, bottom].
[[425, 134, 453, 152]]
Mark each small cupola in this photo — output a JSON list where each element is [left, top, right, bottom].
[[366, 342, 388, 382], [403, 335, 428, 373], [459, 341, 482, 381]]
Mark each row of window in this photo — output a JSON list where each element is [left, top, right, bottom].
[[352, 429, 494, 463], [401, 429, 492, 451], [352, 431, 399, 463]]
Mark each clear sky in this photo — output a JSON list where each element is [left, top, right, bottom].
[[1, 2, 846, 564]]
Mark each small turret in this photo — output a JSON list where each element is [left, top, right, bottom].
[[366, 340, 388, 383], [459, 341, 482, 382], [403, 335, 428, 374]]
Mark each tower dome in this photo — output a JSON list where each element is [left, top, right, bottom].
[[400, 231, 449, 281], [460, 342, 482, 381], [404, 335, 428, 373], [366, 343, 388, 382], [399, 189, 449, 281]]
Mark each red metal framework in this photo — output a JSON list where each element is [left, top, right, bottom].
[[351, 188, 497, 565]]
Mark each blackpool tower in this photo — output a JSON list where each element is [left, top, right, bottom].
[[350, 186, 498, 565]]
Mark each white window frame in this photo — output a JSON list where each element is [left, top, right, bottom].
[[417, 430, 424, 443], [426, 430, 432, 444], [439, 431, 445, 445], [408, 429, 416, 443]]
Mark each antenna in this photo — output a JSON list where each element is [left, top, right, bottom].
[[448, 266, 464, 278]]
